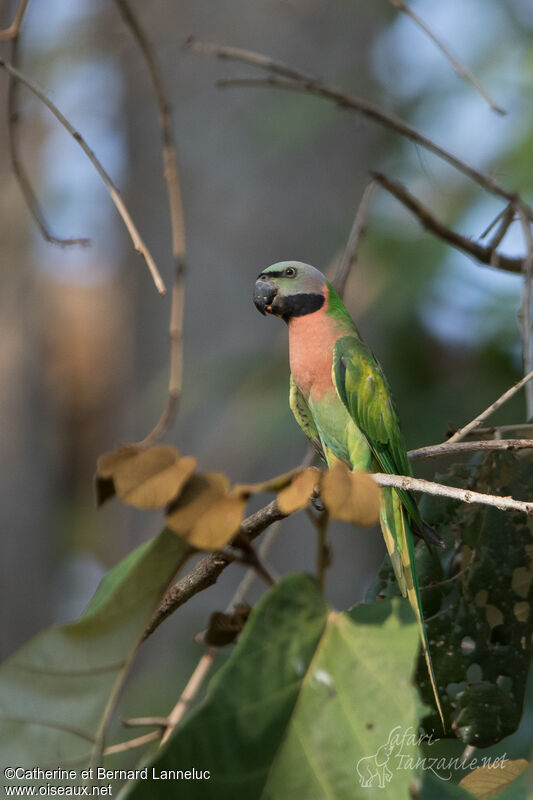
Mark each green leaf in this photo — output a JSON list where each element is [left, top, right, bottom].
[[122, 575, 422, 799], [368, 451, 533, 746], [0, 529, 188, 776]]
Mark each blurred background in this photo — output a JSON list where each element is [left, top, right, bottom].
[[1, 0, 532, 754]]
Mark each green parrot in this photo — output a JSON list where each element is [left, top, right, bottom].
[[253, 260, 445, 729]]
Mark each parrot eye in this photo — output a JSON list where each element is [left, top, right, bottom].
[[284, 267, 297, 277]]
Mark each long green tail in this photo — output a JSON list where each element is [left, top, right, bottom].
[[380, 487, 446, 731]]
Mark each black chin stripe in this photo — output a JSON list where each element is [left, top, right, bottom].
[[277, 292, 325, 318]]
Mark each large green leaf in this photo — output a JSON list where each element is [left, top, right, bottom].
[[122, 574, 422, 800], [0, 529, 188, 779], [369, 451, 533, 746]]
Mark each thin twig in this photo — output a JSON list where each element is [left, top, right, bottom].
[[372, 172, 524, 274], [311, 510, 330, 590], [121, 716, 168, 728], [333, 180, 377, 296], [472, 423, 533, 436], [408, 438, 533, 462], [517, 204, 533, 420], [483, 204, 515, 250], [373, 472, 533, 514], [0, 58, 166, 294], [0, 0, 29, 40], [187, 40, 529, 213], [104, 730, 160, 756], [5, 3, 89, 246], [116, 0, 187, 443], [446, 368, 533, 443], [161, 650, 215, 744], [186, 37, 317, 83], [216, 74, 520, 208], [389, 0, 505, 115]]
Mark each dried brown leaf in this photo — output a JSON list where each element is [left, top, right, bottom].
[[96, 445, 196, 510], [94, 475, 117, 507], [165, 472, 229, 537], [188, 494, 247, 549], [277, 467, 321, 514], [458, 758, 528, 798], [321, 462, 381, 526], [204, 604, 252, 647]]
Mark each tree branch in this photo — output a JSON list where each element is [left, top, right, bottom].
[[447, 368, 533, 443], [373, 472, 533, 514], [4, 3, 89, 246], [0, 0, 29, 40], [186, 39, 530, 214], [116, 0, 187, 443], [161, 650, 214, 744], [143, 499, 287, 640], [408, 438, 533, 462], [372, 172, 524, 274], [517, 204, 533, 420], [388, 0, 505, 115], [332, 180, 377, 296], [0, 58, 166, 294]]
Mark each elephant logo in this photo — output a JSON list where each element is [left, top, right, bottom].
[[355, 743, 394, 788]]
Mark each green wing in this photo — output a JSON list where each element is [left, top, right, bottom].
[[289, 374, 325, 460], [333, 335, 445, 730], [332, 335, 425, 529]]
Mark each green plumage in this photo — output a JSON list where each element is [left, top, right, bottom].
[[254, 262, 445, 729]]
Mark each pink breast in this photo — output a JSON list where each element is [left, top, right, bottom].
[[288, 305, 338, 400]]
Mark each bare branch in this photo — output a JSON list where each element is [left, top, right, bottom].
[[473, 423, 533, 436], [333, 180, 377, 296], [0, 0, 29, 40], [447, 368, 533, 443], [104, 730, 160, 756], [481, 204, 515, 248], [389, 0, 505, 115], [0, 58, 166, 294], [161, 650, 214, 744], [408, 438, 533, 462], [373, 472, 533, 514], [121, 716, 167, 728], [186, 37, 316, 83], [517, 204, 533, 420], [188, 41, 529, 212], [372, 172, 524, 274], [143, 499, 287, 640], [5, 4, 89, 246], [116, 0, 187, 442]]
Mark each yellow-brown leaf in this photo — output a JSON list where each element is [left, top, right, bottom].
[[96, 445, 196, 509], [321, 462, 380, 526], [188, 494, 247, 549], [277, 467, 321, 514], [459, 758, 528, 799], [165, 472, 229, 537]]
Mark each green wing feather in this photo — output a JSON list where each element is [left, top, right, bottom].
[[332, 336, 426, 532], [332, 335, 445, 730]]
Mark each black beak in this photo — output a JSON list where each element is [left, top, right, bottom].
[[253, 279, 278, 315]]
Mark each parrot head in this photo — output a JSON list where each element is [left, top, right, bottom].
[[253, 261, 326, 321]]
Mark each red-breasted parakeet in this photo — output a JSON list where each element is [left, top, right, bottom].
[[253, 260, 445, 729]]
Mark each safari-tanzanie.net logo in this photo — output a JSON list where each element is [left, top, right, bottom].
[[355, 726, 508, 789]]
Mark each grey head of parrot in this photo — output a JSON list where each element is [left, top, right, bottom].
[[253, 261, 327, 321]]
